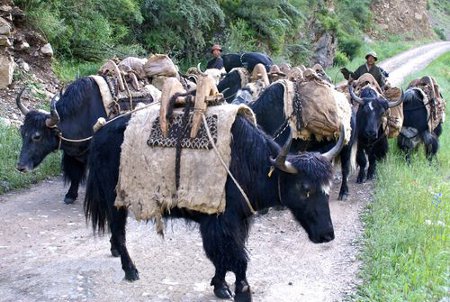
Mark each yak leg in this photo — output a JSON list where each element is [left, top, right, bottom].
[[368, 139, 388, 179], [200, 217, 252, 301], [62, 153, 86, 204], [110, 206, 139, 281], [338, 145, 351, 200], [356, 147, 367, 183], [366, 151, 378, 180]]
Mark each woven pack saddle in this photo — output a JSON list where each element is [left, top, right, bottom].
[[149, 73, 225, 150], [98, 58, 155, 117]]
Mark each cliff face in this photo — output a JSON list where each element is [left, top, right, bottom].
[[370, 0, 434, 39]]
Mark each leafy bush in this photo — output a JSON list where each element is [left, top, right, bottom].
[[223, 19, 259, 53], [333, 51, 349, 67], [433, 27, 446, 40], [140, 0, 225, 63], [338, 33, 363, 60], [16, 0, 144, 61]]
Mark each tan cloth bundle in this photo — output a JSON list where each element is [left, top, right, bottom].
[[144, 54, 178, 77], [408, 76, 446, 132], [384, 87, 403, 138], [281, 77, 352, 142], [114, 103, 256, 234], [354, 73, 383, 95]]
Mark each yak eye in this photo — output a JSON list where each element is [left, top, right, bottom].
[[32, 133, 42, 142]]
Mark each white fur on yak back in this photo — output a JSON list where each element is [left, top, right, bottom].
[[114, 104, 256, 233]]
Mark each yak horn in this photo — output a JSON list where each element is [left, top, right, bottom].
[[387, 90, 403, 108], [322, 124, 346, 162], [16, 87, 30, 115], [197, 63, 207, 76], [45, 95, 60, 128], [348, 84, 364, 104], [270, 131, 298, 174]]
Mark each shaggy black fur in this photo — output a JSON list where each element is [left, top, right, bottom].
[[84, 112, 336, 301]]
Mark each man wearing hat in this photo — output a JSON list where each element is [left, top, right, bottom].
[[206, 44, 224, 70], [341, 51, 388, 88]]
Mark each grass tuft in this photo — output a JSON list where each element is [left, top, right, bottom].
[[354, 52, 450, 301]]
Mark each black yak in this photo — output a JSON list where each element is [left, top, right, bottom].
[[241, 81, 356, 200], [397, 87, 443, 163], [349, 84, 402, 182], [84, 108, 345, 301], [16, 78, 107, 204]]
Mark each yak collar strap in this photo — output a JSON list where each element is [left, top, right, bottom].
[[202, 114, 257, 215]]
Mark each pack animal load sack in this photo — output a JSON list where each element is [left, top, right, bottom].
[[383, 87, 403, 138], [354, 73, 383, 95], [144, 54, 178, 78], [280, 70, 352, 143], [114, 103, 256, 234], [408, 76, 446, 132]]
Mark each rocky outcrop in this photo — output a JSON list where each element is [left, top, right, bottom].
[[370, 0, 434, 39]]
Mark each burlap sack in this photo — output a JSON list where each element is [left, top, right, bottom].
[[294, 78, 348, 141], [144, 54, 178, 77], [408, 76, 446, 132], [118, 57, 148, 79], [115, 104, 256, 235], [384, 87, 403, 138]]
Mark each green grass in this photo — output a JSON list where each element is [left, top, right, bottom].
[[53, 59, 102, 83], [0, 123, 61, 194], [354, 52, 450, 301]]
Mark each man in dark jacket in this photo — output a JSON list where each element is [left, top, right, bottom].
[[207, 44, 224, 70], [341, 51, 388, 88]]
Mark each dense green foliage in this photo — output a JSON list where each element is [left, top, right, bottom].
[[354, 52, 450, 301], [14, 0, 375, 68]]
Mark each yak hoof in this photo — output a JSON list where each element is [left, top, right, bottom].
[[212, 280, 233, 299], [338, 192, 348, 201], [110, 248, 120, 257], [124, 268, 139, 281], [63, 196, 76, 204], [235, 281, 252, 302]]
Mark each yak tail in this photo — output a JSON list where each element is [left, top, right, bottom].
[[84, 161, 112, 234], [422, 130, 439, 158], [84, 116, 129, 234]]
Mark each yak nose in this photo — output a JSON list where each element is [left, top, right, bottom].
[[321, 232, 335, 243], [16, 163, 28, 172]]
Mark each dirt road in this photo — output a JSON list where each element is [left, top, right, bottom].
[[0, 41, 449, 302]]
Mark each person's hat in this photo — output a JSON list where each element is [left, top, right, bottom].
[[365, 51, 378, 61], [211, 44, 222, 53]]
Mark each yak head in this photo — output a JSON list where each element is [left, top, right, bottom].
[[273, 126, 346, 243], [350, 84, 402, 141], [16, 89, 61, 172]]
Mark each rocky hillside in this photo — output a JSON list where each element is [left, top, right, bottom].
[[0, 0, 59, 126], [370, 0, 434, 39]]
